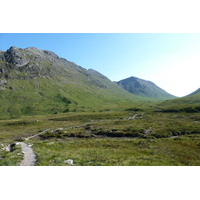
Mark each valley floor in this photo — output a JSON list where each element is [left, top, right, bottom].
[[0, 110, 199, 166]]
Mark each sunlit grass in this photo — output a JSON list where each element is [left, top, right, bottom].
[[31, 135, 200, 166], [0, 109, 199, 166]]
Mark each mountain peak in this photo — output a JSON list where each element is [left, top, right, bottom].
[[0, 46, 65, 74], [117, 76, 176, 100], [6, 46, 26, 53], [126, 76, 139, 80], [25, 47, 44, 53], [8, 46, 19, 50], [25, 47, 40, 50]]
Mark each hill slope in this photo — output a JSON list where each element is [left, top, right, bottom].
[[0, 47, 144, 119], [186, 88, 200, 97], [156, 88, 200, 113], [117, 76, 176, 100]]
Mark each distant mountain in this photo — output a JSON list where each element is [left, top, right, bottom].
[[156, 87, 200, 113], [117, 76, 176, 100], [186, 88, 200, 97], [0, 46, 144, 119]]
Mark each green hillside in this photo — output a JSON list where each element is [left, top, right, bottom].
[[156, 89, 200, 113], [117, 76, 176, 100], [0, 47, 146, 119], [186, 88, 200, 97]]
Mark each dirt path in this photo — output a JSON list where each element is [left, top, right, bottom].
[[18, 129, 50, 166], [25, 129, 50, 140], [19, 142, 36, 166]]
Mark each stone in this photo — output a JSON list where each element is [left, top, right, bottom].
[[64, 159, 74, 165], [0, 79, 7, 84]]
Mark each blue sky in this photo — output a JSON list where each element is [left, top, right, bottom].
[[1, 33, 200, 97]]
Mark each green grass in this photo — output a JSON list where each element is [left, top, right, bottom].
[[31, 135, 200, 166], [0, 143, 23, 166], [0, 109, 199, 166], [42, 111, 200, 139], [156, 92, 200, 113], [0, 73, 147, 119]]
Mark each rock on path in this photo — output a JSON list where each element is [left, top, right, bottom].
[[19, 142, 36, 166]]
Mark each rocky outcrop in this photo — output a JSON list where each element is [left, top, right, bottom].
[[0, 46, 83, 79], [0, 79, 7, 90], [0, 46, 111, 87], [4, 47, 29, 68], [2, 143, 16, 152]]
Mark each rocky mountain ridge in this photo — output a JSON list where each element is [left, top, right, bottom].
[[0, 46, 86, 78]]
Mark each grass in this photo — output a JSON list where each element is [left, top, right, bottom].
[[0, 62, 146, 119], [0, 108, 199, 166], [42, 111, 200, 139], [31, 135, 200, 166], [0, 143, 23, 166], [156, 92, 200, 113]]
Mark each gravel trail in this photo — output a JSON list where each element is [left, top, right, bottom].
[[17, 129, 50, 166], [19, 142, 36, 166], [25, 129, 50, 140]]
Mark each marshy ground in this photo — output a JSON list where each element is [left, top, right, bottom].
[[0, 109, 200, 166]]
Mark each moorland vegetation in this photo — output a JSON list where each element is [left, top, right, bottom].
[[0, 47, 199, 166]]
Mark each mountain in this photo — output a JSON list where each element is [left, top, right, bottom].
[[156, 87, 200, 113], [186, 88, 200, 97], [0, 47, 144, 119], [117, 76, 176, 100]]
